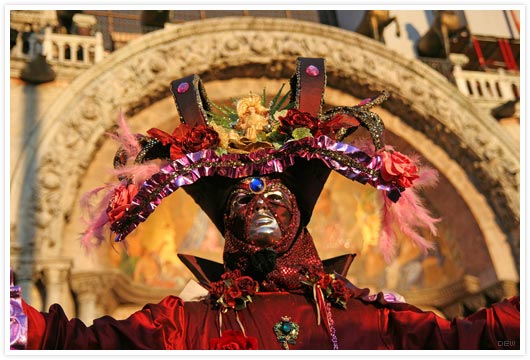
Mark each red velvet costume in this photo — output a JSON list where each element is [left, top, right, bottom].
[[12, 57, 520, 350], [23, 290, 519, 349]]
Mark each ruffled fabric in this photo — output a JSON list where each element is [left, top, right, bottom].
[[110, 135, 390, 241]]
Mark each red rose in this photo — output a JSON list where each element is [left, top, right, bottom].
[[379, 150, 419, 188], [330, 279, 349, 300], [235, 276, 258, 296], [182, 125, 219, 154], [300, 265, 324, 284], [147, 124, 219, 160], [209, 280, 226, 299], [278, 109, 320, 135], [107, 184, 138, 222], [221, 270, 241, 280], [224, 284, 242, 307], [209, 330, 258, 350], [317, 274, 333, 289]]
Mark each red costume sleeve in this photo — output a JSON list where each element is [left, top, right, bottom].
[[21, 294, 519, 350], [22, 296, 186, 350], [380, 296, 520, 349]]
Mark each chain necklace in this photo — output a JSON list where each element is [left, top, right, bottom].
[[325, 302, 339, 350]]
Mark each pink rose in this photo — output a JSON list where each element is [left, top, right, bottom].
[[379, 150, 419, 188]]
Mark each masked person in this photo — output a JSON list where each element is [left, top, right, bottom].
[[11, 58, 519, 350]]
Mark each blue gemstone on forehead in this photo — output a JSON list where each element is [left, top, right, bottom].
[[249, 177, 265, 193]]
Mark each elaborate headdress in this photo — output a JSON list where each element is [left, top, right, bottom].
[[82, 57, 438, 271]]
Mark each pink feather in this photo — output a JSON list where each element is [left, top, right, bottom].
[[113, 162, 166, 186], [379, 181, 440, 262], [376, 149, 441, 262], [80, 182, 122, 251], [80, 163, 164, 251], [79, 185, 108, 218], [79, 113, 163, 251], [379, 200, 397, 262], [106, 111, 142, 160], [414, 166, 439, 188]]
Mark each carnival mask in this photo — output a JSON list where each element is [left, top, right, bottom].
[[225, 177, 300, 252]]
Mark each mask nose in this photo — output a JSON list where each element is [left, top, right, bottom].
[[254, 197, 267, 211]]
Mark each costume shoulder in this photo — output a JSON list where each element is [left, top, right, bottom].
[[378, 295, 519, 350], [22, 296, 186, 350]]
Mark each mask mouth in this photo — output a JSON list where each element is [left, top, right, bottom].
[[248, 210, 282, 247], [253, 212, 276, 226]]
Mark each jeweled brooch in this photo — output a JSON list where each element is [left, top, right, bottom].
[[273, 316, 300, 350]]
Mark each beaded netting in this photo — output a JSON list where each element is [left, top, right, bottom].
[[222, 177, 324, 291]]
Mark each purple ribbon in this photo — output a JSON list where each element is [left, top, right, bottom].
[[10, 274, 27, 350], [112, 135, 400, 241]]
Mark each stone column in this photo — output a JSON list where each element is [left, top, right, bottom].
[[83, 43, 90, 64], [41, 260, 71, 311], [70, 272, 112, 324], [77, 291, 98, 324], [449, 53, 470, 96], [13, 32, 24, 57], [57, 41, 65, 62], [71, 43, 80, 62], [94, 32, 104, 63], [42, 27, 53, 61], [496, 68, 516, 101]]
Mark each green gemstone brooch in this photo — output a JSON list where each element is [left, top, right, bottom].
[[273, 316, 300, 350]]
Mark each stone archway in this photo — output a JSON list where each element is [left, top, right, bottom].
[[11, 17, 519, 318]]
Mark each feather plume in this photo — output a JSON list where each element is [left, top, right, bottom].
[[379, 200, 397, 261], [80, 112, 157, 251], [80, 182, 122, 251], [378, 166, 441, 262], [113, 162, 166, 186], [350, 137, 440, 261], [106, 111, 141, 160], [79, 185, 108, 218]]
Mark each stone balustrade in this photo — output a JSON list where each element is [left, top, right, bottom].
[[453, 66, 519, 104], [11, 26, 105, 67]]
